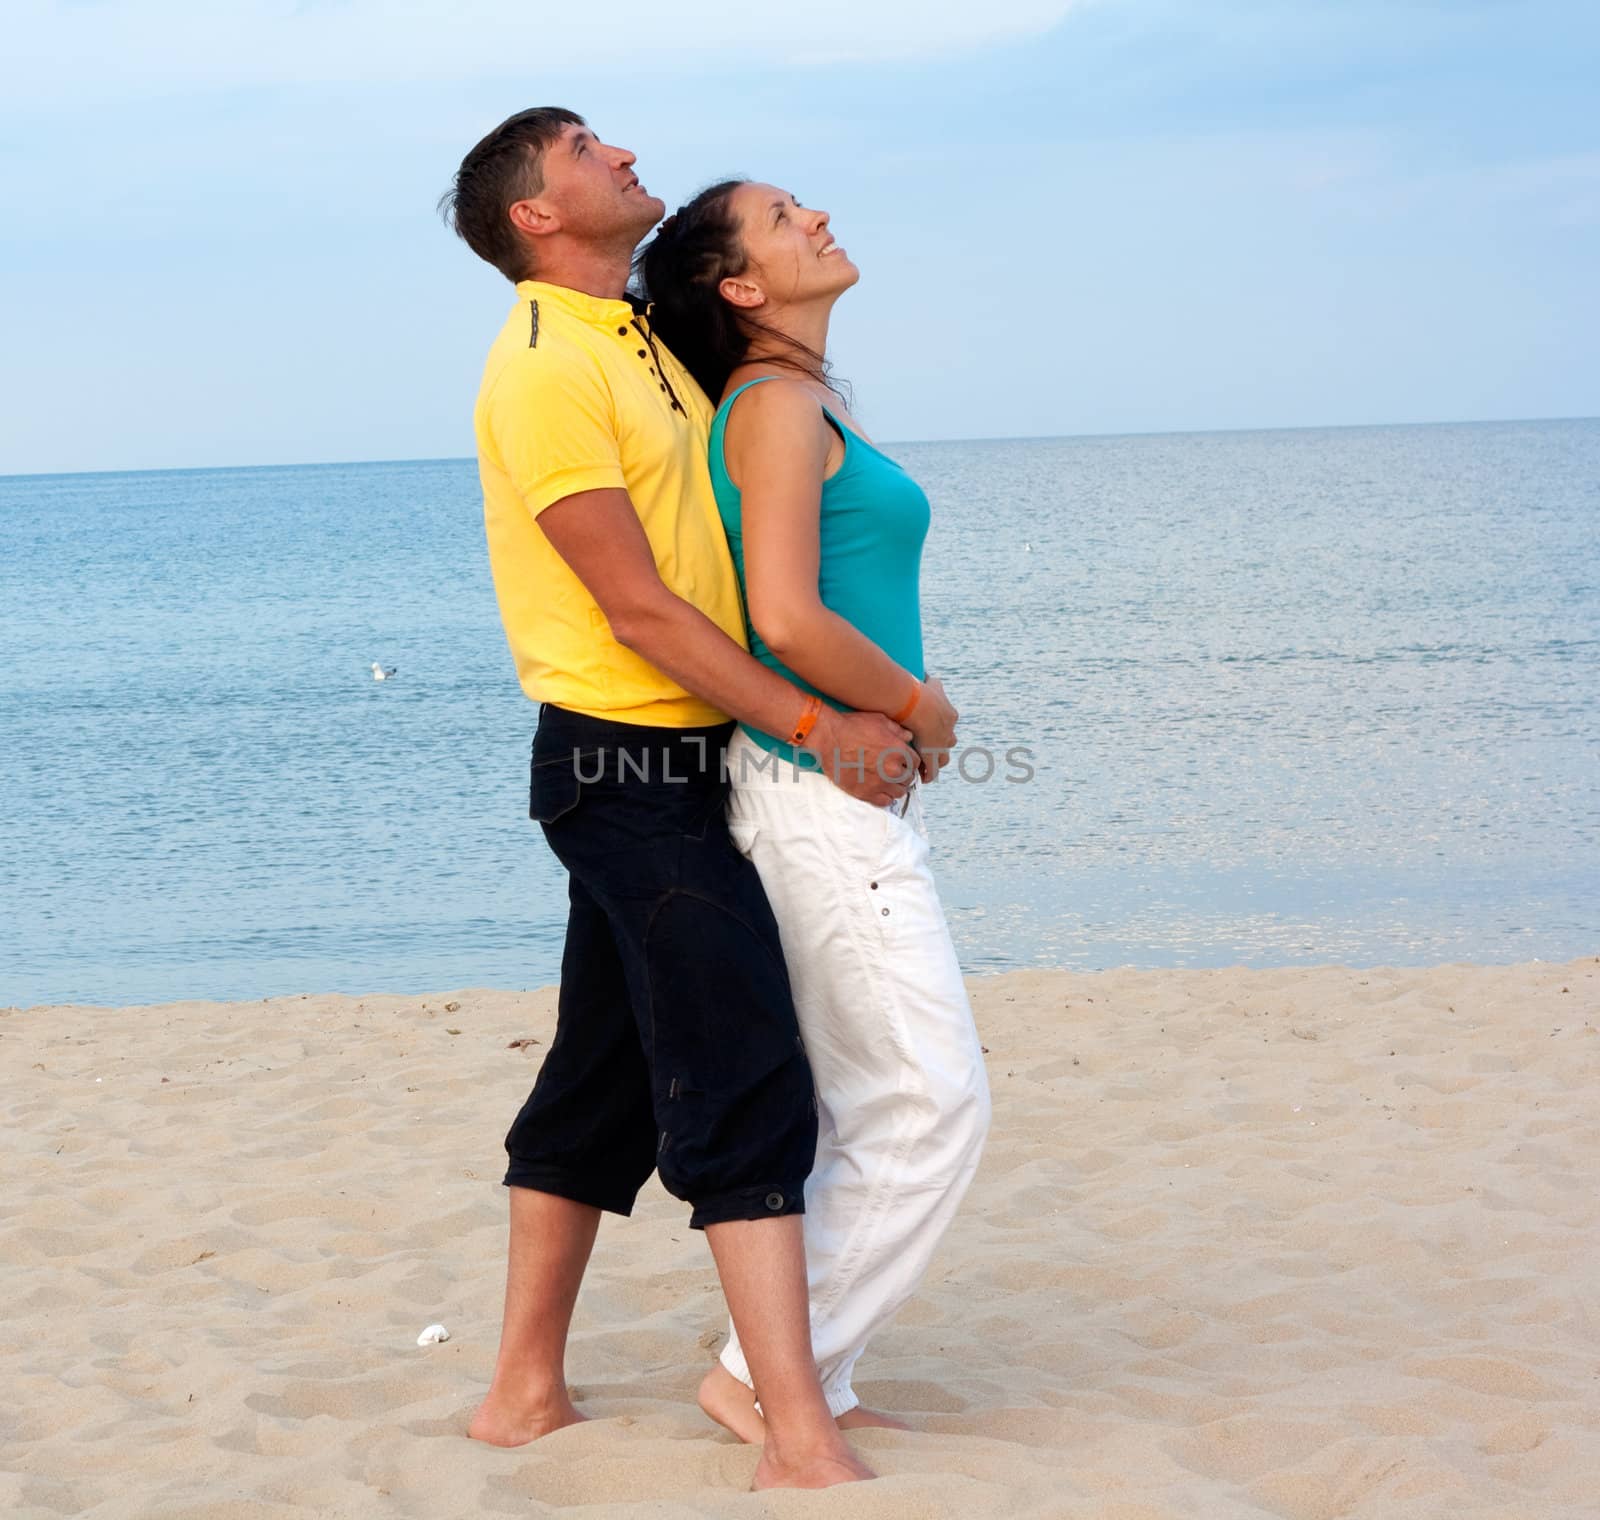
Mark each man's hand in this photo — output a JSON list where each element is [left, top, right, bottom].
[[803, 708, 917, 806], [904, 674, 959, 783]]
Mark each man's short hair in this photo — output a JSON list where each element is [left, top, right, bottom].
[[439, 107, 585, 282]]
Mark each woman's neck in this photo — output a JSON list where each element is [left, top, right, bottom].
[[741, 296, 833, 379]]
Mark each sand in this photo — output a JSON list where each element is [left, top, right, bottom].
[[3, 955, 1598, 1518]]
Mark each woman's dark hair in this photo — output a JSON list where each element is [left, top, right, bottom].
[[635, 179, 845, 405]]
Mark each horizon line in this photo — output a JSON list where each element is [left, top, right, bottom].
[[2, 412, 1596, 484]]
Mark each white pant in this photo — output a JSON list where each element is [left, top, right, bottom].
[[718, 727, 991, 1416]]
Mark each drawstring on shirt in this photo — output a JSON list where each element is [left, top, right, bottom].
[[631, 317, 686, 416]]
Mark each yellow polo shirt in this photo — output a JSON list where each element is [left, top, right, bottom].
[[473, 279, 747, 727]]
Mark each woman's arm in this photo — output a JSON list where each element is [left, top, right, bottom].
[[723, 379, 958, 775]]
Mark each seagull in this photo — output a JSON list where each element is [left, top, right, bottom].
[[372, 662, 397, 681]]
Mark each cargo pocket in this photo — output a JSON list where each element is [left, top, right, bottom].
[[643, 886, 812, 1207], [867, 797, 918, 949]]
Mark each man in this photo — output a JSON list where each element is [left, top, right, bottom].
[[440, 108, 913, 1491]]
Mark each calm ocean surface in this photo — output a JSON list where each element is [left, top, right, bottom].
[[2, 419, 1596, 1007]]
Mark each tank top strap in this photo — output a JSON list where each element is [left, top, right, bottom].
[[713, 375, 783, 430], [713, 374, 856, 459]]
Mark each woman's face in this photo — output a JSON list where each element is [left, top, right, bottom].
[[721, 181, 859, 315]]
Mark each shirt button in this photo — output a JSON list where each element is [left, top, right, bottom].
[[765, 1191, 785, 1211], [869, 881, 878, 890], [881, 907, 890, 916], [636, 349, 647, 358], [659, 383, 667, 392], [617, 325, 628, 335]]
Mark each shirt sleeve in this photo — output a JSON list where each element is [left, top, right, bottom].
[[484, 349, 627, 518]]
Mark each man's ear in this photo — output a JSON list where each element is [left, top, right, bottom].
[[509, 198, 558, 239], [718, 275, 765, 312]]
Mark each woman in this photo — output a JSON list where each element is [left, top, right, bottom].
[[638, 182, 991, 1440]]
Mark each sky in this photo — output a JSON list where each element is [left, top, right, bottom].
[[1, 0, 1596, 475]]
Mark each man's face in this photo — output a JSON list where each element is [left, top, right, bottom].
[[534, 122, 665, 245]]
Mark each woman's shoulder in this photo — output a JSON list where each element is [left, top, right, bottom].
[[719, 373, 833, 442], [720, 370, 821, 412], [717, 374, 836, 493]]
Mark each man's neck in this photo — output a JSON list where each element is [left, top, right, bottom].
[[525, 243, 636, 301]]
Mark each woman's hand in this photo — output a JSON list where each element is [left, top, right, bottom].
[[905, 674, 958, 782]]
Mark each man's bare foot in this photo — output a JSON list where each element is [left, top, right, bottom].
[[836, 1406, 912, 1432], [467, 1386, 588, 1447], [752, 1442, 875, 1490], [698, 1364, 766, 1444]]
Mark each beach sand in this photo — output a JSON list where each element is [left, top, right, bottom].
[[4, 955, 1597, 1518]]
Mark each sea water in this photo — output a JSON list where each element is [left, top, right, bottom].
[[2, 419, 1595, 1005]]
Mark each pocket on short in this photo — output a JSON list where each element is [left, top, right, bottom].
[[727, 818, 761, 859], [837, 789, 896, 870], [528, 753, 588, 824]]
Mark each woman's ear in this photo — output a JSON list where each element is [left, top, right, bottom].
[[718, 275, 766, 312]]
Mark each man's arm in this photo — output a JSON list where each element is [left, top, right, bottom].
[[536, 487, 914, 804]]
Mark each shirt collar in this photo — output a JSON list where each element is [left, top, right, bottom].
[[515, 279, 649, 329]]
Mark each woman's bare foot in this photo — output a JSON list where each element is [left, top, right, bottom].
[[752, 1441, 875, 1489], [699, 1365, 909, 1443], [836, 1406, 912, 1432], [698, 1363, 766, 1444], [467, 1386, 588, 1446]]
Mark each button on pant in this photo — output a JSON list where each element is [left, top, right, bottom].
[[716, 728, 992, 1416]]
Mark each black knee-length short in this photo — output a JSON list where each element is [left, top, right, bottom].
[[501, 703, 817, 1230]]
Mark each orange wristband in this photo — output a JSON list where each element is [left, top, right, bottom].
[[789, 693, 824, 747], [889, 678, 923, 727]]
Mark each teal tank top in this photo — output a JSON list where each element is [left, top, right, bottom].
[[708, 376, 930, 767]]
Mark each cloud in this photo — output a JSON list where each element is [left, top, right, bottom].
[[6, 0, 1084, 106]]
